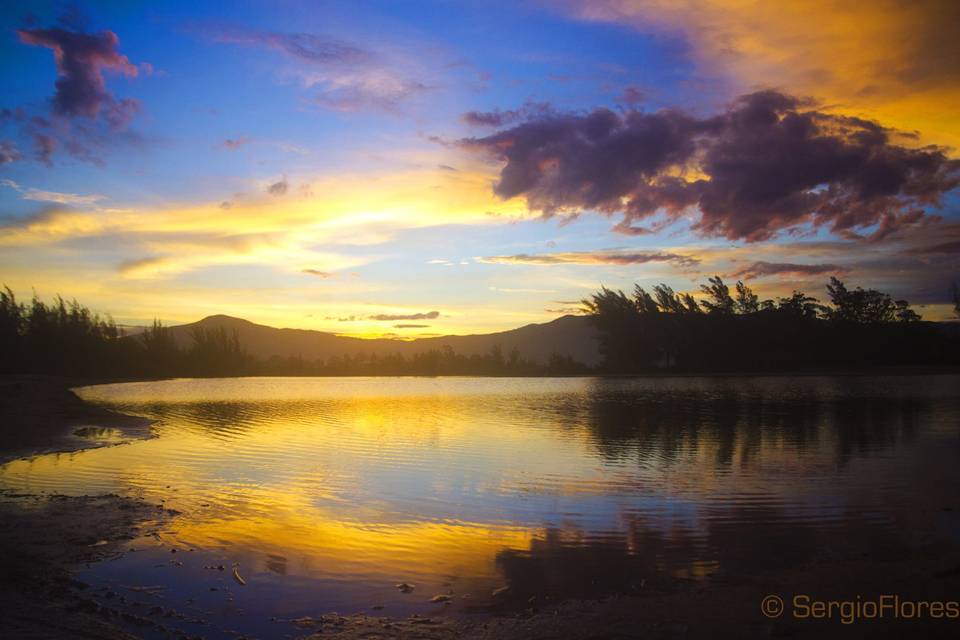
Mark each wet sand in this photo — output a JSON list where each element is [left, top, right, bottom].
[[1, 377, 959, 639], [0, 377, 166, 638], [285, 547, 960, 639], [0, 492, 176, 639], [0, 375, 154, 465]]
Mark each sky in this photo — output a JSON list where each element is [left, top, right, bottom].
[[1, 0, 958, 337]]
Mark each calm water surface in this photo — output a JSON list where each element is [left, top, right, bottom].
[[2, 376, 959, 637]]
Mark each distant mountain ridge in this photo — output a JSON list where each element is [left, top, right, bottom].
[[165, 314, 601, 366]]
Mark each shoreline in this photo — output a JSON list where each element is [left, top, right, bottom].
[[49, 364, 960, 383], [0, 375, 155, 465]]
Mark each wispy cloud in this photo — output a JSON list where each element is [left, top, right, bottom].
[[221, 136, 250, 150], [731, 261, 846, 280], [117, 255, 168, 277], [481, 250, 699, 267], [461, 101, 553, 127], [1, 178, 106, 205], [209, 26, 432, 113], [370, 311, 440, 321], [489, 286, 556, 293], [0, 141, 22, 165], [266, 177, 288, 196]]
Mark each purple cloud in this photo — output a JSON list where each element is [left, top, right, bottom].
[[33, 134, 57, 167], [461, 102, 553, 128], [461, 91, 960, 242], [212, 29, 371, 66], [0, 141, 22, 165], [617, 86, 646, 104], [904, 240, 960, 255], [210, 27, 428, 113], [17, 27, 139, 121], [481, 250, 699, 267], [732, 261, 846, 280], [222, 137, 251, 150]]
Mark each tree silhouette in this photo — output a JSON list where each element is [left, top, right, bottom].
[[633, 285, 660, 314], [583, 275, 942, 373], [735, 281, 759, 314], [826, 277, 921, 323], [776, 291, 824, 318], [699, 276, 735, 314]]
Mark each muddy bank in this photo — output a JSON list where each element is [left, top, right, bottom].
[[0, 375, 153, 464], [0, 377, 167, 637], [286, 545, 960, 639], [0, 493, 175, 639]]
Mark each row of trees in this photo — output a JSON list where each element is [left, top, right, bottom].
[[584, 276, 922, 322], [0, 288, 259, 378], [258, 346, 589, 377], [0, 287, 588, 378], [582, 277, 959, 372], [2, 278, 958, 379]]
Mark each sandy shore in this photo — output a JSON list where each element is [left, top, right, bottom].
[[0, 375, 154, 465], [0, 493, 176, 640], [1, 376, 959, 639], [284, 548, 960, 639]]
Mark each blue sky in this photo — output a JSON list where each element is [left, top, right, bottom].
[[1, 0, 957, 334]]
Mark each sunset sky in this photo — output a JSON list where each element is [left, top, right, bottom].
[[1, 0, 958, 337]]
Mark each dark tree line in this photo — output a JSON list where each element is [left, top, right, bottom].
[[257, 345, 588, 377], [0, 288, 257, 378], [3, 279, 957, 379], [582, 277, 959, 373], [0, 287, 589, 378]]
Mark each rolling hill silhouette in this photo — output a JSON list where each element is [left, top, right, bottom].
[[164, 314, 601, 366]]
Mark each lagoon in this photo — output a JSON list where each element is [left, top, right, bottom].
[[2, 375, 958, 637]]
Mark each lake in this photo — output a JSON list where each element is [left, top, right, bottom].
[[2, 375, 959, 638]]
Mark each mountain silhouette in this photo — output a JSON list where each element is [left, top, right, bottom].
[[162, 314, 601, 366]]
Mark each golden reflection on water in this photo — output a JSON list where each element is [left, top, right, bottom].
[[1, 376, 958, 613]]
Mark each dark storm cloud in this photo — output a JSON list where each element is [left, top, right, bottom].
[[481, 250, 699, 267], [369, 311, 440, 321], [732, 261, 845, 280], [17, 27, 139, 121], [461, 91, 960, 242]]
